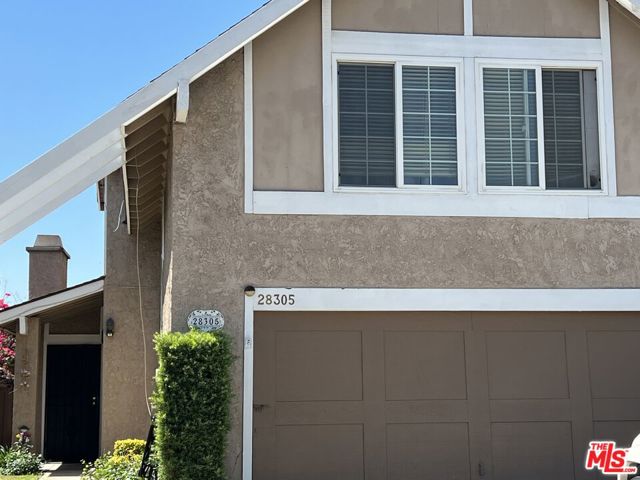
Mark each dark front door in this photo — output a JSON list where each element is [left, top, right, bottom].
[[44, 344, 101, 462]]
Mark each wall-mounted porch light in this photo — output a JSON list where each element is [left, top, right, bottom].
[[105, 318, 115, 337]]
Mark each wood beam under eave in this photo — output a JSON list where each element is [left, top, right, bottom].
[[175, 79, 189, 123]]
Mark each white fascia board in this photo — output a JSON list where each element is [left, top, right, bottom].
[[252, 287, 640, 312], [0, 151, 124, 244], [0, 279, 104, 326], [616, 0, 640, 17], [0, 0, 309, 246]]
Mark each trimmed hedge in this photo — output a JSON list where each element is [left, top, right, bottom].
[[153, 330, 233, 480]]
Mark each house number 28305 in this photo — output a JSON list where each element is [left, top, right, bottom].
[[257, 293, 295, 306]]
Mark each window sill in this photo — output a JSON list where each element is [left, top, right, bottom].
[[250, 190, 640, 219]]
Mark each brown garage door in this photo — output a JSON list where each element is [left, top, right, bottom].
[[253, 312, 640, 480]]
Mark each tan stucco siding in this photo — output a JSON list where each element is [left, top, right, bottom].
[[167, 51, 640, 479], [102, 172, 160, 451], [252, 0, 324, 191], [12, 320, 43, 452], [473, 0, 600, 37], [611, 5, 640, 195], [332, 0, 464, 35]]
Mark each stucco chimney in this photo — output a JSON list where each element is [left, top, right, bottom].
[[26, 235, 70, 299]]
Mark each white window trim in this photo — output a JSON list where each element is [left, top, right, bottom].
[[246, 0, 635, 218], [476, 59, 609, 195], [242, 285, 640, 480], [332, 54, 466, 193]]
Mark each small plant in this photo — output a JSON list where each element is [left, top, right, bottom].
[[82, 439, 146, 480], [0, 429, 42, 475]]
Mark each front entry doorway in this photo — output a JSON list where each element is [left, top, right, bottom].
[[44, 344, 101, 462]]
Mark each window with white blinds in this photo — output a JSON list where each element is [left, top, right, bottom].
[[482, 68, 540, 187], [402, 66, 458, 186], [480, 65, 601, 191], [543, 70, 601, 190], [337, 61, 461, 189], [338, 64, 396, 187]]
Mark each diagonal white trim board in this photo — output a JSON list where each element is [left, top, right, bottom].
[[616, 0, 640, 17], [0, 0, 310, 246]]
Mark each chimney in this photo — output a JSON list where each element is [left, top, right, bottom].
[[26, 235, 70, 299]]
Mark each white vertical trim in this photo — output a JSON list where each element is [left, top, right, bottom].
[[464, 57, 479, 195], [322, 0, 333, 193], [535, 66, 547, 190], [175, 79, 190, 124], [242, 294, 255, 480], [244, 43, 254, 214], [464, 0, 474, 36], [599, 0, 618, 196], [394, 62, 404, 188]]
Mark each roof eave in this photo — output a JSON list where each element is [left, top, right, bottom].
[[0, 0, 309, 245], [0, 278, 104, 326]]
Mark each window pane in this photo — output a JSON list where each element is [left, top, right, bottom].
[[483, 68, 539, 187], [402, 66, 458, 186], [338, 64, 395, 187], [542, 69, 601, 190]]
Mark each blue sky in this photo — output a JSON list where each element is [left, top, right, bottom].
[[0, 1, 265, 304]]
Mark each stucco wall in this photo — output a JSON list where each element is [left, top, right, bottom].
[[473, 0, 600, 37], [12, 319, 43, 451], [166, 51, 640, 479], [332, 0, 464, 34], [610, 4, 640, 195], [253, 0, 324, 191], [102, 173, 161, 451]]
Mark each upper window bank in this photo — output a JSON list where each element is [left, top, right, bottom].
[[337, 61, 602, 193]]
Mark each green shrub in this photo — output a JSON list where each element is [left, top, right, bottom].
[[113, 439, 146, 458], [153, 330, 233, 480], [0, 443, 42, 475], [81, 439, 146, 480]]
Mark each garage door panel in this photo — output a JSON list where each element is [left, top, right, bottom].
[[592, 399, 640, 422], [490, 399, 572, 422], [275, 402, 365, 425], [275, 331, 363, 402], [594, 421, 640, 445], [486, 331, 569, 400], [587, 331, 640, 399], [386, 423, 471, 480], [491, 422, 575, 480], [275, 425, 365, 480], [385, 400, 470, 423], [384, 331, 467, 401]]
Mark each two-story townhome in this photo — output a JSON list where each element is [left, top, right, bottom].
[[1, 0, 640, 478]]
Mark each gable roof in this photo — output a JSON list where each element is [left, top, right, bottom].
[[1, 0, 639, 245], [0, 0, 309, 245]]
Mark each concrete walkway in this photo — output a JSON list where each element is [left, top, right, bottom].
[[40, 463, 83, 479]]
